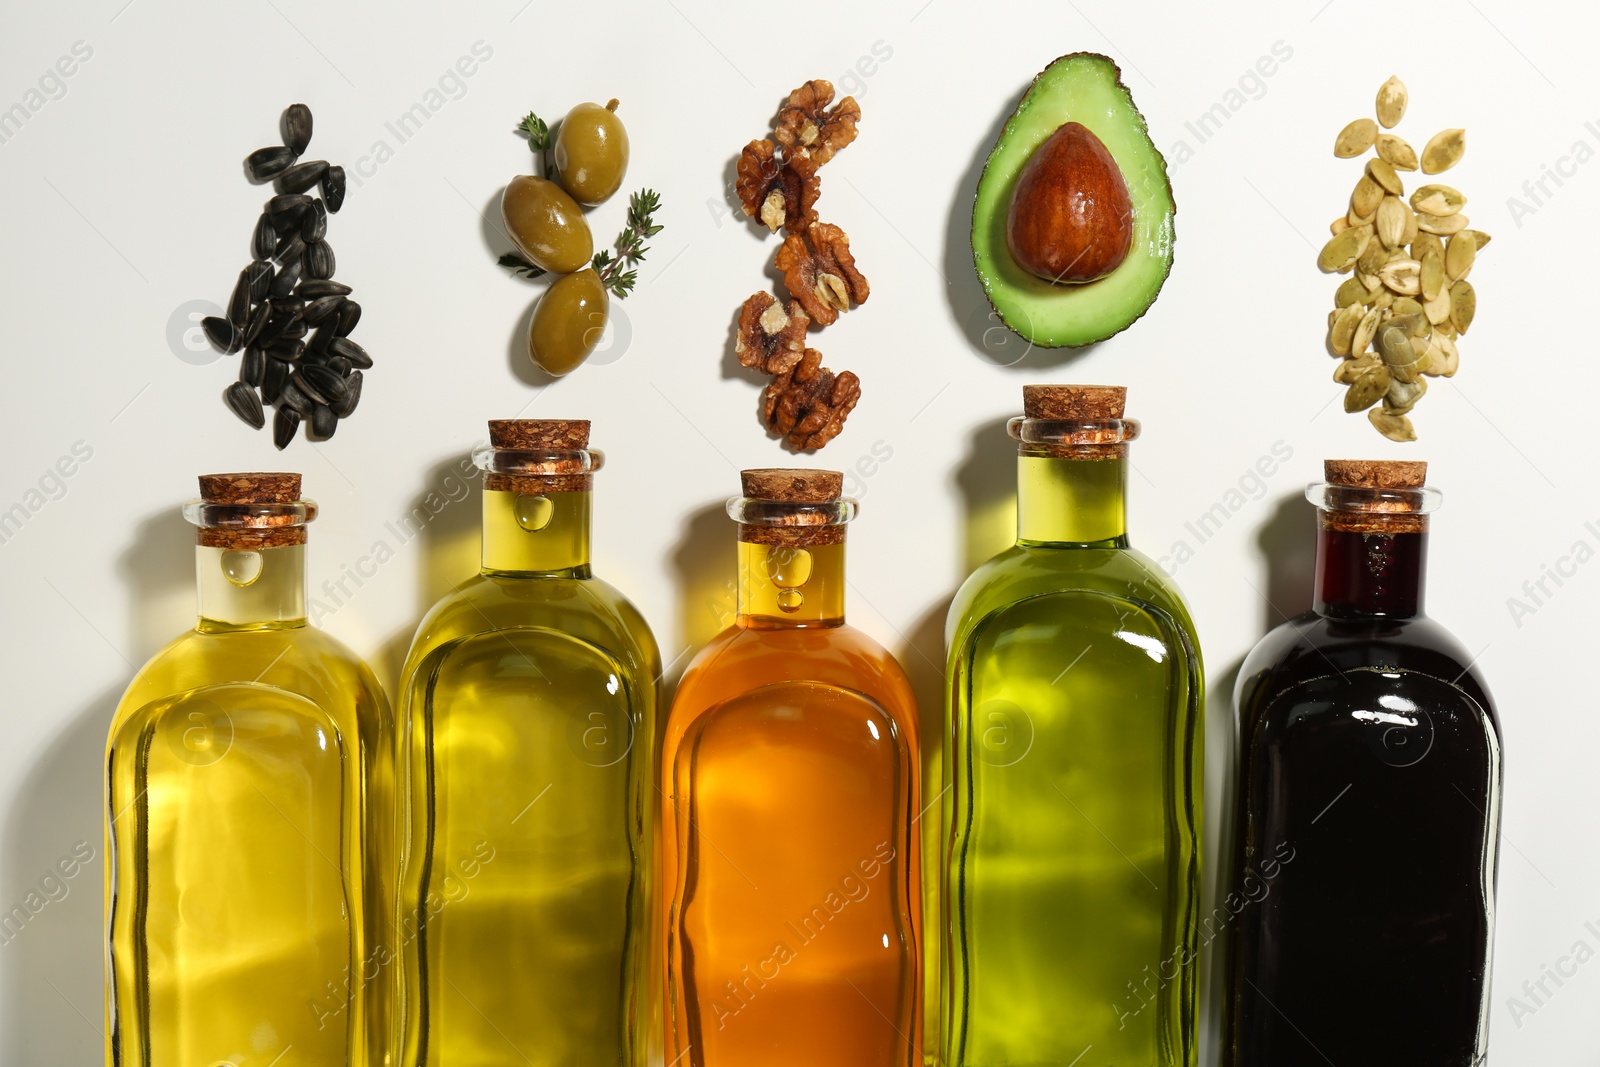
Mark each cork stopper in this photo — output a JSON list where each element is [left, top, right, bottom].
[[738, 468, 845, 546], [1320, 459, 1430, 534], [741, 468, 843, 503], [1324, 459, 1427, 490], [1022, 385, 1126, 421], [195, 472, 307, 548], [486, 419, 594, 492]]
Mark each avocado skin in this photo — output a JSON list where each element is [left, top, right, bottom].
[[971, 53, 1176, 349]]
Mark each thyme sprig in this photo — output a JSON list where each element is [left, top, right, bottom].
[[592, 189, 663, 298]]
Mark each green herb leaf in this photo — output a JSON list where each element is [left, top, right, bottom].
[[595, 188, 664, 299], [517, 111, 551, 152], [499, 252, 546, 280]]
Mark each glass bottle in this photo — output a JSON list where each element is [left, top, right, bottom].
[[662, 468, 922, 1067], [105, 473, 396, 1067], [396, 420, 660, 1067], [941, 386, 1204, 1067], [1226, 460, 1500, 1066]]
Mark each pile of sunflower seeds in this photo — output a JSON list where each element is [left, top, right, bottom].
[[1317, 76, 1486, 442], [201, 103, 369, 449]]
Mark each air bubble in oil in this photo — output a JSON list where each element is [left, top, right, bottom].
[[515, 493, 554, 532], [221, 549, 263, 587], [777, 588, 805, 612]]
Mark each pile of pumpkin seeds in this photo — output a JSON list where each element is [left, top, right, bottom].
[[1317, 76, 1487, 442]]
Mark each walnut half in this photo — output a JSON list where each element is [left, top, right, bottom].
[[773, 222, 870, 327], [774, 80, 861, 167], [735, 292, 809, 375], [735, 139, 820, 235], [763, 348, 861, 451]]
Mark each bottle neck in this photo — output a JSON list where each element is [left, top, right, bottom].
[[482, 486, 592, 577], [1313, 526, 1427, 619], [736, 539, 845, 628], [1016, 453, 1129, 547], [196, 543, 308, 631]]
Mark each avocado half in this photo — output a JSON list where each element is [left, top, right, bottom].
[[972, 53, 1176, 348]]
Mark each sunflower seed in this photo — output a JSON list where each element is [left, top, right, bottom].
[[1421, 129, 1466, 174], [270, 258, 304, 298], [1445, 232, 1475, 280], [301, 363, 348, 402], [227, 270, 251, 327], [261, 357, 288, 404], [1367, 158, 1403, 196], [253, 214, 277, 259], [273, 405, 301, 450], [242, 301, 271, 348], [258, 311, 298, 346], [1368, 409, 1416, 441], [307, 323, 337, 356], [308, 403, 338, 441], [327, 355, 353, 376], [279, 318, 308, 341], [274, 232, 306, 265], [322, 166, 346, 212], [240, 345, 266, 387], [331, 370, 362, 418], [268, 339, 305, 362], [1449, 281, 1476, 333], [268, 192, 312, 222], [279, 380, 311, 416], [245, 259, 274, 302], [1375, 76, 1408, 129], [246, 146, 295, 182], [295, 279, 351, 298], [335, 300, 361, 337], [277, 160, 329, 195], [1376, 134, 1418, 171], [305, 240, 335, 280], [303, 295, 342, 324], [1417, 210, 1468, 235], [224, 381, 265, 427], [301, 199, 327, 242], [328, 336, 369, 366], [202, 316, 239, 352], [1335, 118, 1378, 158], [282, 103, 313, 156]]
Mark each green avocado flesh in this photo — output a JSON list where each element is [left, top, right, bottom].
[[973, 53, 1176, 348]]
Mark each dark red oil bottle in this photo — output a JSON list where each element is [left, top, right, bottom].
[[1227, 460, 1501, 1066]]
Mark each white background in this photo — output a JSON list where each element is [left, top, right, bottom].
[[1, 0, 1595, 1062]]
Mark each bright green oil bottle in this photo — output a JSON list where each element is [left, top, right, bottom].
[[942, 388, 1203, 1067], [396, 421, 659, 1067]]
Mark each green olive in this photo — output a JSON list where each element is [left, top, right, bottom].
[[553, 99, 629, 206], [501, 175, 592, 274], [529, 269, 609, 376]]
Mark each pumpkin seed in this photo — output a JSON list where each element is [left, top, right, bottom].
[[1410, 231, 1444, 265], [1421, 128, 1466, 174], [1410, 184, 1465, 216], [1330, 302, 1365, 354], [1463, 229, 1491, 251], [1445, 232, 1476, 280], [1319, 226, 1370, 272], [1331, 216, 1350, 235], [1345, 361, 1392, 411], [1352, 306, 1382, 355], [1378, 258, 1422, 295], [1449, 280, 1476, 333], [1352, 174, 1385, 218], [1417, 210, 1468, 235], [1335, 277, 1371, 307], [1423, 286, 1452, 325], [1376, 76, 1408, 129], [1419, 252, 1445, 302], [1376, 133, 1419, 170], [1368, 158, 1404, 195], [1336, 118, 1379, 157], [1369, 408, 1417, 441], [1376, 196, 1410, 248], [1349, 203, 1377, 227], [1392, 296, 1423, 319], [1384, 376, 1427, 415], [1428, 334, 1459, 376], [1377, 324, 1424, 381], [1334, 354, 1378, 384]]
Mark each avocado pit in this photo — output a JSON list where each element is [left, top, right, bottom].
[[1005, 121, 1133, 285]]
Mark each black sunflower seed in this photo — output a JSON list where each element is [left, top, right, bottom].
[[330, 370, 362, 418], [268, 339, 305, 362], [279, 380, 311, 416], [290, 368, 330, 406], [240, 346, 266, 387], [274, 232, 306, 265], [303, 295, 343, 324], [301, 363, 348, 402], [305, 240, 334, 280], [246, 259, 274, 301], [267, 193, 311, 228], [301, 199, 327, 242], [308, 402, 338, 441], [327, 355, 352, 376], [252, 214, 277, 259], [258, 311, 294, 346], [282, 103, 313, 156], [269, 296, 306, 314], [307, 323, 337, 356], [294, 279, 351, 298], [335, 300, 361, 337], [328, 337, 369, 365], [224, 381, 265, 428], [242, 301, 271, 348], [269, 258, 303, 298], [246, 146, 295, 182], [273, 405, 301, 450], [277, 160, 328, 195], [262, 358, 289, 404], [322, 165, 346, 213], [279, 320, 308, 341], [227, 270, 252, 328], [202, 316, 239, 353]]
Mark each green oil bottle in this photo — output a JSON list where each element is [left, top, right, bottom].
[[941, 386, 1204, 1067]]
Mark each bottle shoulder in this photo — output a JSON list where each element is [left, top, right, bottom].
[[403, 570, 660, 681], [948, 543, 1200, 655]]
